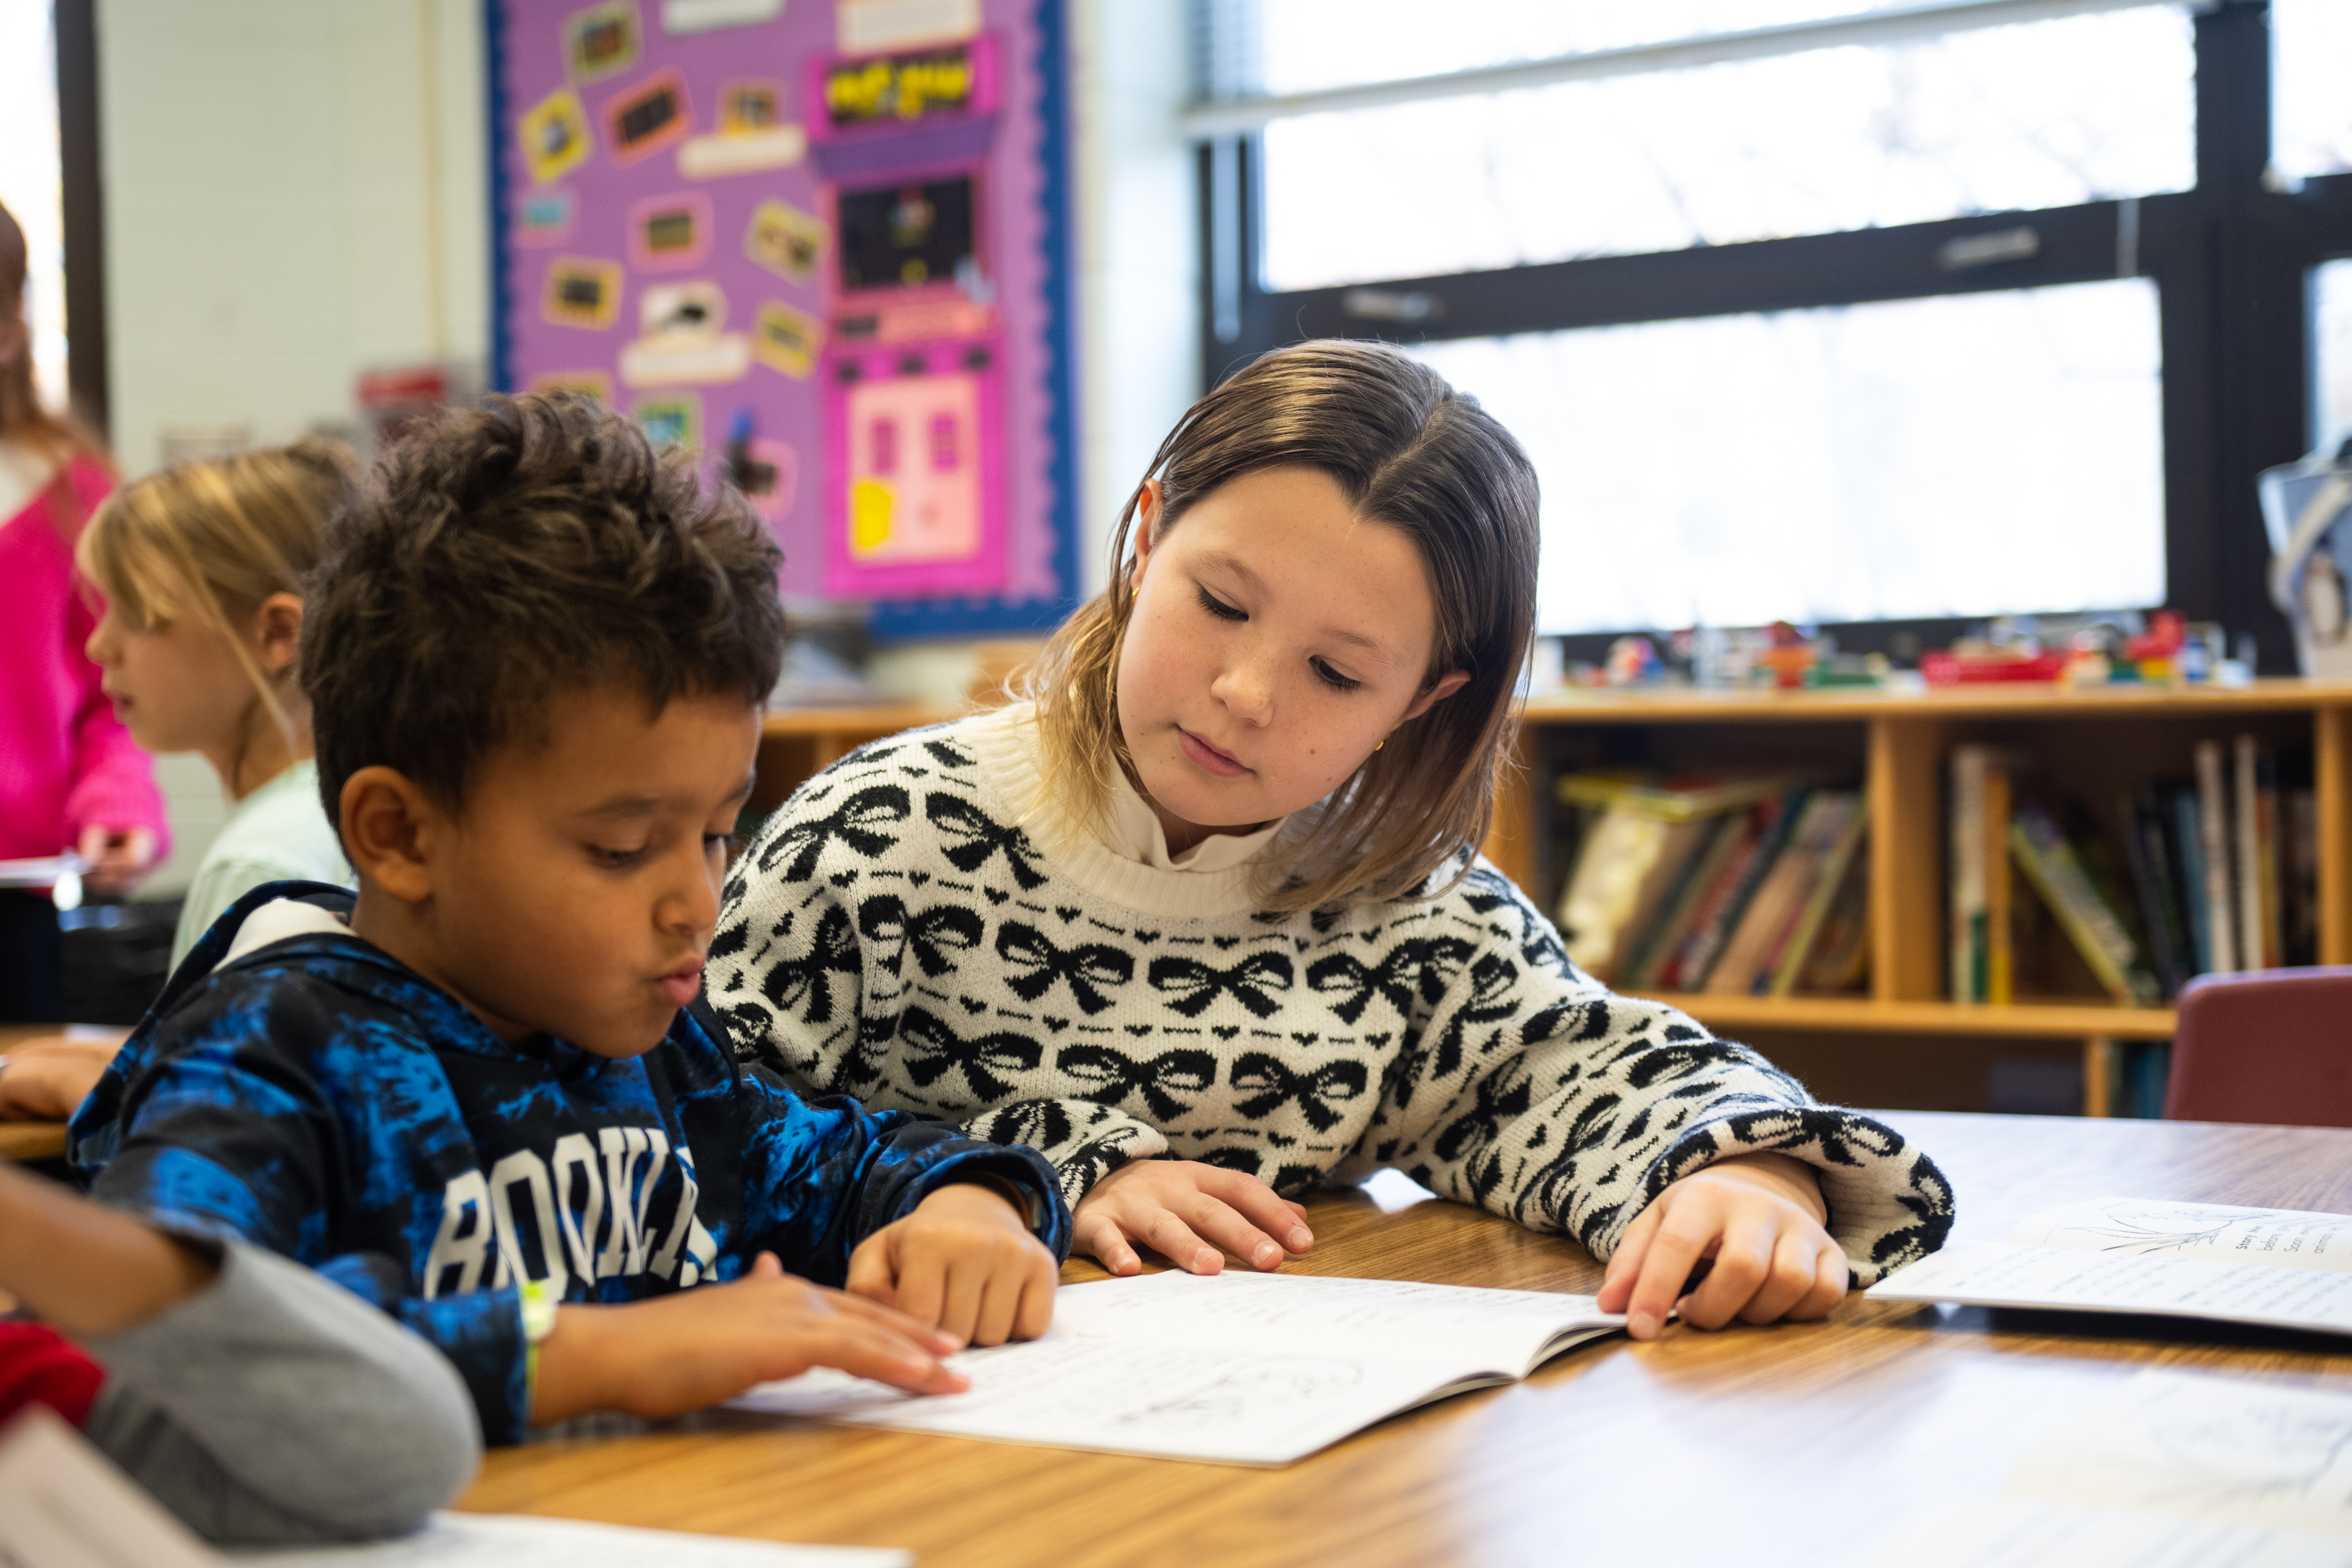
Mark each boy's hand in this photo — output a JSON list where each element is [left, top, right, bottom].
[[530, 1251, 965, 1425], [1596, 1152, 1848, 1341], [0, 1035, 122, 1121], [1070, 1158, 1314, 1277], [845, 1180, 1057, 1348]]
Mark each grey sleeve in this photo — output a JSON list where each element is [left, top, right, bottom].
[[76, 1241, 481, 1546]]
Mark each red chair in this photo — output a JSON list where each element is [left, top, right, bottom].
[[2166, 966, 2352, 1126]]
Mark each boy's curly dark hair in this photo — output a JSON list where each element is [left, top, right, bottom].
[[303, 391, 785, 824]]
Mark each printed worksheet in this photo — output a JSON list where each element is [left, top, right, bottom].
[[2007, 1369, 2352, 1536], [1866, 1239, 2352, 1332], [1867, 1198, 2352, 1334], [732, 1271, 1629, 1465], [2009, 1197, 2352, 1271]]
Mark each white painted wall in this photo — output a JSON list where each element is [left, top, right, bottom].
[[1070, 0, 1196, 597], [98, 0, 488, 895]]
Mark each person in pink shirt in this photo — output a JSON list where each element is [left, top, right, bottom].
[[0, 198, 167, 1020]]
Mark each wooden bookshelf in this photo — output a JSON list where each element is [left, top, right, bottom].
[[1484, 678, 2352, 1115]]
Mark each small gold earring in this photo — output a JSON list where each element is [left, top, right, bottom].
[[1375, 738, 1386, 751]]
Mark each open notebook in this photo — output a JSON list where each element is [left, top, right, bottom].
[[732, 1270, 1630, 1465], [1867, 1196, 2352, 1334]]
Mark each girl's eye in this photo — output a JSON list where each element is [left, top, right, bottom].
[[590, 846, 648, 869], [1312, 658, 1362, 693], [1195, 585, 1245, 622], [703, 832, 739, 858]]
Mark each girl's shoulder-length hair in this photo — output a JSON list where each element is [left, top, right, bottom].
[[1021, 338, 1540, 912]]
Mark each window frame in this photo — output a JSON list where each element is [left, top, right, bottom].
[[1198, 1, 2352, 670]]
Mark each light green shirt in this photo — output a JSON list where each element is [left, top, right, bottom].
[[170, 760, 353, 969]]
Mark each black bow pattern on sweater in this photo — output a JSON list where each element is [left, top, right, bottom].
[[1305, 937, 1476, 1024], [757, 784, 912, 881], [858, 895, 986, 978], [996, 922, 1134, 1014], [1057, 1043, 1217, 1121], [1146, 951, 1293, 1018], [926, 793, 1049, 890], [760, 904, 860, 1024], [1229, 1052, 1368, 1132], [897, 1006, 1046, 1101]]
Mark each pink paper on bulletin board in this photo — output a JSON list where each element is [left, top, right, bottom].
[[490, 0, 1073, 621]]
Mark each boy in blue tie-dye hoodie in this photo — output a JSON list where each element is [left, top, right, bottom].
[[70, 392, 1069, 1445]]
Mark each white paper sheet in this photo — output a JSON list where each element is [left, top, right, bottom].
[[732, 1271, 1627, 1465], [732, 1334, 1472, 1465], [235, 1515, 909, 1567], [2009, 1198, 2352, 1272], [2008, 1369, 2352, 1535], [1865, 1240, 2352, 1334], [1049, 1269, 1623, 1374], [1853, 1501, 2347, 1568], [0, 1406, 218, 1568]]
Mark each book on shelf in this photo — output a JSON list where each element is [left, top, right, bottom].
[[1867, 1195, 2352, 1335], [2007, 800, 2163, 1009], [1706, 790, 1865, 997], [732, 1270, 1630, 1466], [1948, 745, 2028, 1004], [2194, 739, 2239, 974], [1671, 787, 1810, 992], [1769, 805, 1869, 998], [2121, 784, 2191, 1001], [1551, 772, 1790, 986]]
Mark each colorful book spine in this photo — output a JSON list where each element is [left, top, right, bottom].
[[1984, 760, 2014, 1006], [2008, 802, 2161, 1008], [1950, 747, 1987, 1003], [1623, 812, 1744, 991], [2195, 739, 2238, 974], [2233, 735, 2265, 974], [1769, 797, 1869, 997], [1675, 791, 1804, 992], [2172, 787, 2213, 977], [2121, 787, 2187, 1000]]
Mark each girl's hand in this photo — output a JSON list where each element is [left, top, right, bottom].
[[1596, 1152, 1848, 1341], [844, 1180, 1058, 1348], [1071, 1158, 1314, 1276], [77, 824, 157, 895]]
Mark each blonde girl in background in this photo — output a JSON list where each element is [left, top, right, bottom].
[[0, 442, 356, 1120], [714, 339, 1955, 1343]]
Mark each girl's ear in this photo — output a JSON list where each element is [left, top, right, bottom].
[[251, 591, 304, 677], [1400, 669, 1472, 724], [1130, 480, 1164, 589]]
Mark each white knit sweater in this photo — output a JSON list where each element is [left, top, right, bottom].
[[710, 704, 1953, 1281]]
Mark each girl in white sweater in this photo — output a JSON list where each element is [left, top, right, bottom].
[[712, 340, 1952, 1341]]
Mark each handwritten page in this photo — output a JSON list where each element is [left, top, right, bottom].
[[235, 1516, 910, 1566], [2006, 1369, 2352, 1535], [1865, 1240, 2352, 1333], [2009, 1198, 2352, 1272], [732, 1271, 1628, 1465], [1850, 1501, 2346, 1568]]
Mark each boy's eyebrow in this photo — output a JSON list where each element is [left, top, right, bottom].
[[577, 774, 756, 818], [1198, 549, 1389, 658]]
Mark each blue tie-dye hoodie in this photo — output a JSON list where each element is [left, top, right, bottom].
[[69, 882, 1072, 1444]]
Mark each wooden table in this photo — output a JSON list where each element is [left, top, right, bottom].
[[0, 1023, 68, 1163], [459, 1112, 2352, 1565]]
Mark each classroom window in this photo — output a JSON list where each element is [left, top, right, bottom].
[[0, 2, 67, 410], [2317, 259, 2352, 453], [1257, 7, 2194, 292], [1411, 279, 2165, 635], [2270, 0, 2352, 181]]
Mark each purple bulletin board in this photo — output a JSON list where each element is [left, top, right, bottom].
[[487, 0, 1081, 639]]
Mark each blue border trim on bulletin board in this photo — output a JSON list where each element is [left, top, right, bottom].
[[485, 0, 514, 399], [482, 0, 1083, 645], [870, 0, 1082, 642]]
